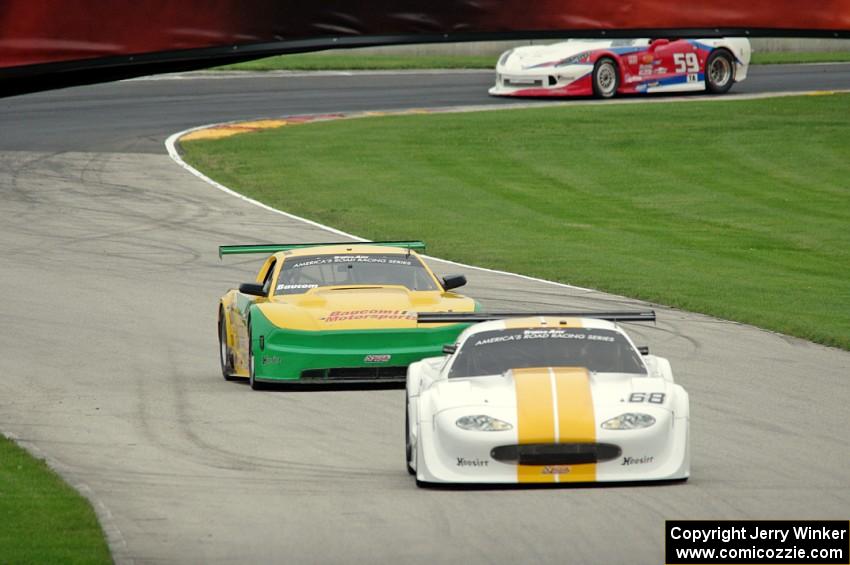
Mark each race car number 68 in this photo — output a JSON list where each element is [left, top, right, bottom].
[[629, 392, 666, 403]]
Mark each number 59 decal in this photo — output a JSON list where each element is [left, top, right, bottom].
[[629, 392, 666, 404], [673, 52, 699, 74]]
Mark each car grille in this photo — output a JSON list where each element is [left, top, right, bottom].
[[300, 366, 407, 381], [490, 443, 622, 465]]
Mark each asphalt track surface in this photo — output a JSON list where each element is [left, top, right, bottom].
[[1, 65, 849, 564]]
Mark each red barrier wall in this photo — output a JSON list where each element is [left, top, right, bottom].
[[1, 0, 849, 92], [3, 0, 850, 69]]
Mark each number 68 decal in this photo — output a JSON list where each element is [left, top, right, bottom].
[[629, 392, 666, 404], [673, 52, 699, 73]]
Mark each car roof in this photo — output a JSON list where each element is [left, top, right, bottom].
[[273, 244, 421, 260]]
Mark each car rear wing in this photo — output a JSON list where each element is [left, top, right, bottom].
[[219, 240, 426, 258], [417, 311, 656, 323]]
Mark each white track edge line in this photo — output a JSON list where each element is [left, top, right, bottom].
[[2, 431, 134, 565], [165, 121, 597, 293], [136, 61, 850, 81]]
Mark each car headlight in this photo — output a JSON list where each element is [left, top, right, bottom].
[[600, 413, 656, 430], [456, 415, 513, 432], [498, 49, 514, 67]]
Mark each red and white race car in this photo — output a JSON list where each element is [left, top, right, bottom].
[[489, 38, 751, 98]]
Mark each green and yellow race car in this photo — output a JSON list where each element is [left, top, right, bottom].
[[217, 241, 477, 389]]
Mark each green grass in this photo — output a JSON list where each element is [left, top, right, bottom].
[[216, 50, 850, 71], [752, 51, 850, 64], [182, 94, 850, 350], [0, 435, 111, 563], [217, 53, 495, 71]]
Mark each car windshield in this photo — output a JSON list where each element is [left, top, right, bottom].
[[275, 253, 439, 295], [610, 39, 644, 47], [563, 38, 644, 47], [448, 327, 646, 378]]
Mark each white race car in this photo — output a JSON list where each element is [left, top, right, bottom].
[[406, 311, 689, 485], [489, 37, 751, 98]]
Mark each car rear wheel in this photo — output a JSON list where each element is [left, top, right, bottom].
[[705, 49, 735, 94], [592, 58, 619, 99], [219, 307, 237, 381]]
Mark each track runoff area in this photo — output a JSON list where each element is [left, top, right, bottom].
[[1, 64, 849, 563], [173, 89, 850, 565]]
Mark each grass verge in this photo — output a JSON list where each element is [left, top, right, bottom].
[[0, 434, 111, 563], [216, 51, 850, 71], [752, 51, 850, 64], [216, 53, 495, 71], [182, 94, 850, 350]]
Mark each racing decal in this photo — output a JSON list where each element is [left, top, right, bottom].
[[276, 283, 318, 291], [289, 255, 415, 269], [673, 52, 699, 73], [320, 310, 416, 323], [364, 354, 391, 363], [621, 456, 654, 466], [503, 317, 581, 329], [636, 72, 705, 92], [513, 367, 596, 483], [456, 457, 489, 468], [628, 392, 666, 404]]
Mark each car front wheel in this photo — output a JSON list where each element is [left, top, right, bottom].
[[592, 58, 619, 99], [219, 307, 236, 381], [405, 399, 415, 475]]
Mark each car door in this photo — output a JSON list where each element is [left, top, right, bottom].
[[621, 43, 658, 86]]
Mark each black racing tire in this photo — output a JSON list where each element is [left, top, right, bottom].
[[592, 57, 620, 99], [705, 49, 735, 94], [405, 398, 415, 475], [247, 319, 266, 391], [218, 307, 237, 381]]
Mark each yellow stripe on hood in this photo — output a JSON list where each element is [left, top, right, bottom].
[[553, 367, 595, 483], [514, 368, 557, 483], [513, 365, 596, 484]]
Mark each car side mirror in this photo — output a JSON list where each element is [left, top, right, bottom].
[[442, 344, 458, 355], [649, 38, 669, 50], [239, 282, 267, 297], [638, 346, 650, 355], [442, 274, 467, 291]]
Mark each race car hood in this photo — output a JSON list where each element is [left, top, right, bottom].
[[502, 40, 613, 70], [429, 366, 671, 417], [257, 286, 475, 331]]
